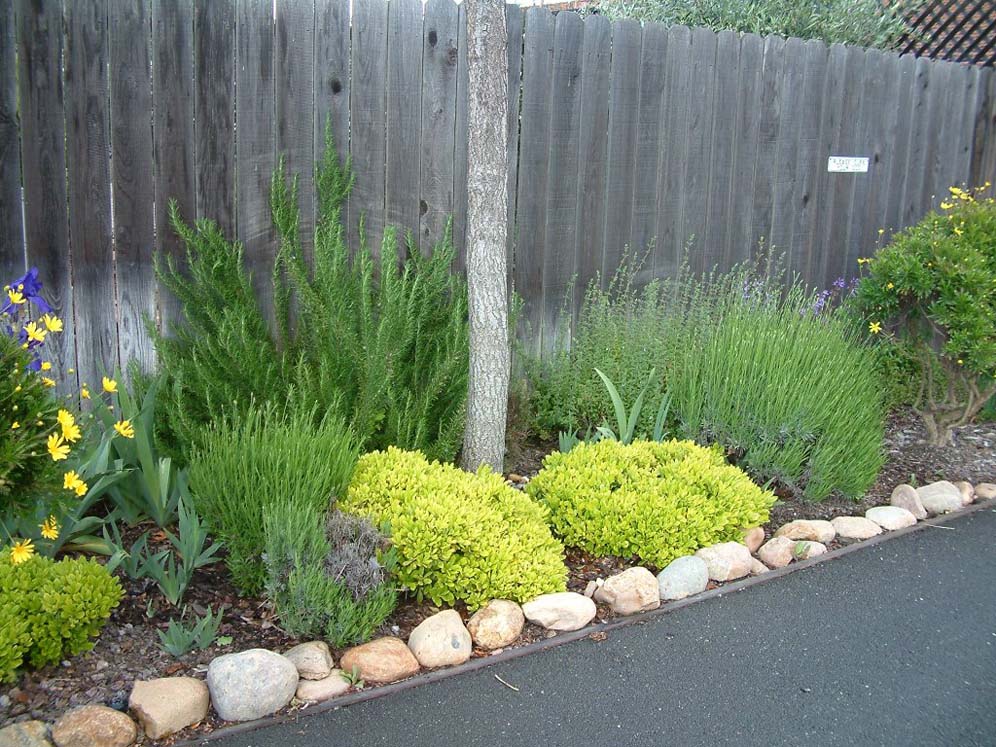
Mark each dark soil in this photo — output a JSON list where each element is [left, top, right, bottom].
[[2, 408, 993, 742]]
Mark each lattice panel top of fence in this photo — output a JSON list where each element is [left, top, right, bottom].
[[900, 0, 996, 67]]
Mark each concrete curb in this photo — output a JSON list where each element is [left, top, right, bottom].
[[187, 497, 996, 745]]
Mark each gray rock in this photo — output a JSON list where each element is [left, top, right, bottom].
[[916, 481, 963, 516], [51, 705, 137, 747], [407, 610, 472, 668], [866, 505, 917, 530], [593, 567, 661, 615], [830, 516, 882, 540], [694, 542, 752, 581], [657, 556, 709, 600], [206, 649, 298, 723], [522, 592, 597, 631], [129, 677, 209, 740], [890, 484, 927, 520], [975, 483, 996, 500], [467, 600, 525, 650], [0, 721, 52, 747], [295, 670, 351, 702], [774, 520, 836, 544], [283, 641, 334, 681]]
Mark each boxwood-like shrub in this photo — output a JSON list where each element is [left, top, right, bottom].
[[0, 550, 122, 682], [342, 447, 567, 609], [526, 439, 776, 568]]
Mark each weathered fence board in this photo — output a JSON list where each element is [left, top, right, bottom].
[[2, 0, 994, 384]]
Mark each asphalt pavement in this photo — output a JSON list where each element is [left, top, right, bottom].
[[203, 506, 996, 747]]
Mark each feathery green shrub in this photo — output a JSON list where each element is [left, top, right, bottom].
[[343, 447, 567, 610], [526, 439, 775, 567]]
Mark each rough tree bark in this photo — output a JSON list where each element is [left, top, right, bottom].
[[460, 0, 510, 473]]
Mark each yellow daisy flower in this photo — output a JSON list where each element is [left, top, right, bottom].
[[41, 377, 55, 388], [40, 314, 63, 333], [9, 539, 34, 565], [39, 516, 59, 541], [10, 421, 19, 430], [80, 386, 91, 400], [102, 377, 118, 393], [868, 321, 882, 335], [6, 288, 25, 306], [114, 420, 135, 439], [47, 433, 70, 461], [40, 361, 52, 371], [24, 322, 46, 344]]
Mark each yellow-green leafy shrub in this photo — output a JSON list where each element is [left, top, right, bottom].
[[0, 550, 122, 682], [343, 448, 567, 609], [526, 439, 776, 568]]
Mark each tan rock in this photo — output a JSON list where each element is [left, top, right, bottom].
[[749, 558, 770, 575], [758, 537, 796, 569], [522, 592, 597, 631], [0, 721, 52, 747], [593, 567, 661, 615], [774, 520, 835, 544], [795, 541, 827, 559], [866, 505, 917, 530], [295, 670, 351, 702], [694, 542, 752, 581], [52, 705, 137, 747], [890, 484, 927, 520], [916, 481, 963, 516], [742, 527, 765, 554], [340, 637, 420, 684], [830, 516, 882, 541], [407, 610, 472, 668], [129, 677, 209, 740], [954, 481, 975, 506], [467, 600, 525, 650], [975, 483, 996, 500], [283, 641, 334, 680]]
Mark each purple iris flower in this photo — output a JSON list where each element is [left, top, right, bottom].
[[1, 267, 52, 314], [832, 277, 847, 290]]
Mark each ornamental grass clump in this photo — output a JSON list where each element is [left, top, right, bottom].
[[526, 439, 775, 568], [850, 184, 996, 446], [343, 447, 567, 610]]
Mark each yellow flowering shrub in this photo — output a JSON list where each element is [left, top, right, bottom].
[[526, 439, 776, 568], [0, 550, 122, 682], [343, 448, 567, 610]]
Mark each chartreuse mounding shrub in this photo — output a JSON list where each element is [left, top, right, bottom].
[[851, 184, 996, 445], [526, 439, 776, 568], [0, 550, 122, 682], [342, 448, 567, 610]]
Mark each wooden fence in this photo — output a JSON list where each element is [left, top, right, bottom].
[[1, 0, 995, 389]]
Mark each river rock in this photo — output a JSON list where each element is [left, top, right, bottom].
[[206, 649, 298, 723], [657, 556, 709, 600], [51, 705, 137, 747], [954, 481, 975, 506], [295, 670, 351, 702], [795, 541, 827, 559], [593, 567, 661, 615], [830, 516, 882, 540], [0, 721, 52, 747], [467, 600, 525, 649], [128, 677, 209, 739], [750, 557, 770, 574], [695, 542, 752, 581], [283, 641, 334, 680], [407, 610, 472, 668], [522, 592, 597, 631], [866, 505, 917, 530], [758, 537, 797, 568], [339, 637, 420, 684], [975, 483, 996, 500], [890, 484, 927, 520], [742, 527, 765, 554], [916, 481, 963, 516], [774, 520, 835, 543]]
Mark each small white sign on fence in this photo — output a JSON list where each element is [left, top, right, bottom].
[[827, 156, 870, 173]]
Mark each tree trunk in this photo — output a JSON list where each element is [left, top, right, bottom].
[[460, 0, 510, 473]]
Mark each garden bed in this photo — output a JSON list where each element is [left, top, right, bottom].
[[3, 407, 992, 744]]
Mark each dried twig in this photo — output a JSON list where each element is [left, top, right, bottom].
[[494, 674, 520, 692]]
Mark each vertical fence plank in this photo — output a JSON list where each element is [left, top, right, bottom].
[[505, 3, 524, 286], [573, 14, 611, 296], [152, 0, 195, 330], [723, 32, 762, 269], [899, 57, 932, 229], [276, 0, 316, 260], [922, 60, 956, 211], [314, 0, 351, 232], [15, 0, 75, 387], [768, 37, 804, 274], [236, 0, 275, 319], [0, 2, 24, 283], [110, 0, 157, 374], [749, 35, 785, 265], [857, 50, 898, 258], [681, 27, 717, 273], [66, 0, 117, 388], [702, 30, 739, 275], [791, 39, 828, 286], [881, 54, 916, 239], [845, 48, 882, 266], [541, 10, 583, 353], [452, 1, 469, 266], [418, 0, 458, 255], [195, 0, 235, 235], [629, 22, 666, 279], [956, 66, 983, 185], [349, 0, 388, 256], [513, 7, 554, 355], [970, 68, 996, 187], [384, 0, 423, 255]]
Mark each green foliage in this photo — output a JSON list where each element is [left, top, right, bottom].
[[850, 186, 996, 444], [140, 499, 221, 606], [597, 0, 918, 50], [157, 605, 225, 658], [343, 447, 568, 610], [0, 551, 122, 682], [0, 333, 62, 513], [151, 123, 469, 463], [526, 439, 775, 568], [263, 502, 396, 647], [188, 405, 359, 596]]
